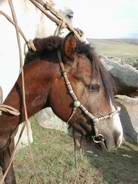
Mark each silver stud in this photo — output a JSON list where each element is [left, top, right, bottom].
[[74, 100, 81, 108]]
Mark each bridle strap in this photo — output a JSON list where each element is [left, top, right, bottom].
[[57, 51, 97, 121], [57, 51, 120, 141]]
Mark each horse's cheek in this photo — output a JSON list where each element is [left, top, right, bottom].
[[49, 79, 72, 121]]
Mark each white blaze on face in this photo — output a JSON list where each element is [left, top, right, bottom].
[[110, 99, 123, 147]]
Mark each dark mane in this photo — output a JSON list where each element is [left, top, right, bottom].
[[25, 36, 63, 63], [25, 36, 96, 64], [25, 35, 115, 99]]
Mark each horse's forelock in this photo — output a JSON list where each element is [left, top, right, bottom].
[[25, 36, 63, 63], [33, 36, 63, 52]]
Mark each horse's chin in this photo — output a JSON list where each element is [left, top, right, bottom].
[[90, 135, 120, 151], [96, 136, 122, 151], [92, 140, 117, 152], [97, 141, 114, 151]]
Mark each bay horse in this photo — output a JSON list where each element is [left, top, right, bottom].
[[0, 32, 123, 184]]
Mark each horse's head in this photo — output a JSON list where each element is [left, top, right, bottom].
[[30, 32, 123, 150], [57, 33, 123, 150]]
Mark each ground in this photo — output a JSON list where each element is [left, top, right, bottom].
[[14, 118, 138, 184]]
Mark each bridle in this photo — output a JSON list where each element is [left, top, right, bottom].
[[57, 51, 120, 144]]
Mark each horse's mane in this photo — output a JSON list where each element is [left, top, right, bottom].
[[25, 36, 63, 63], [25, 35, 115, 98], [25, 36, 96, 64]]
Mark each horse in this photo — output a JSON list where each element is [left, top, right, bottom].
[[0, 32, 123, 184]]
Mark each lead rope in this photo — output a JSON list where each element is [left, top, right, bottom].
[[0, 1, 39, 184], [0, 104, 20, 116], [0, 87, 20, 116], [0, 10, 36, 52]]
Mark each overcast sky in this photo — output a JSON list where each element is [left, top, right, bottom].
[[54, 0, 138, 38]]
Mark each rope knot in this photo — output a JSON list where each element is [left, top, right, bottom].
[[0, 104, 20, 116]]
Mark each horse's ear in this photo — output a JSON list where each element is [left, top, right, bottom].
[[63, 32, 77, 60]]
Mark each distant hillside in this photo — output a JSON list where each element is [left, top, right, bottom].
[[88, 39, 138, 58], [120, 39, 138, 45]]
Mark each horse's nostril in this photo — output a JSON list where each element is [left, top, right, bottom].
[[93, 134, 105, 144]]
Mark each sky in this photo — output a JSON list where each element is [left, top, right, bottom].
[[54, 0, 138, 38]]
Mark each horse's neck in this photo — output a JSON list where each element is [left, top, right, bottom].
[[22, 62, 52, 117]]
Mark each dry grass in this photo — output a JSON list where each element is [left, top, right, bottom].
[[13, 118, 138, 184]]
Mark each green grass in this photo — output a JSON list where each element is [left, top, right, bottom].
[[14, 118, 138, 184]]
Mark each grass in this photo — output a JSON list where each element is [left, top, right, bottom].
[[14, 118, 138, 184]]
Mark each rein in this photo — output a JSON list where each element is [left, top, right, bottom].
[[57, 51, 120, 143]]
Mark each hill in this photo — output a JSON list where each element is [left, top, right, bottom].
[[88, 39, 138, 58]]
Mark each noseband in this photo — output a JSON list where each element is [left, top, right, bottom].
[[57, 51, 120, 144]]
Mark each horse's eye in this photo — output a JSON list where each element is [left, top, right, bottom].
[[89, 84, 100, 92]]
